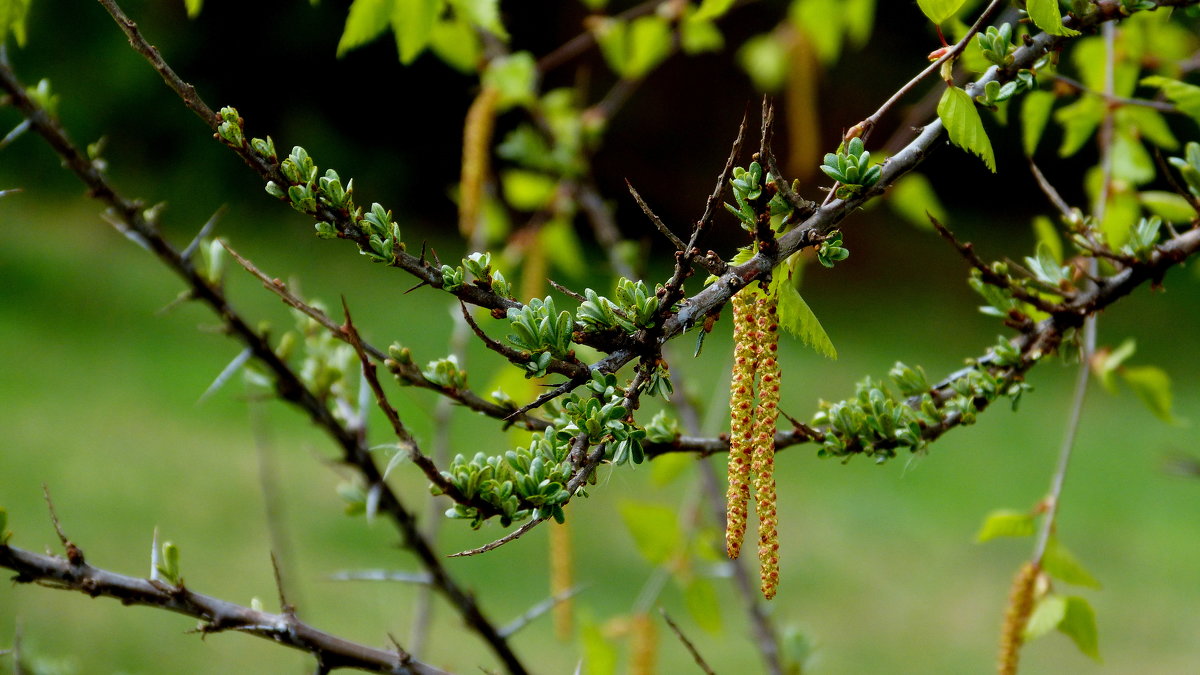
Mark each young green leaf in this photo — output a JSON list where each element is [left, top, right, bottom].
[[691, 0, 737, 22], [337, 0, 394, 57], [185, 0, 203, 18], [580, 616, 618, 675], [1122, 365, 1177, 424], [1139, 191, 1197, 223], [391, 0, 439, 64], [1032, 216, 1063, 264], [0, 0, 32, 47], [790, 0, 843, 64], [1026, 0, 1080, 37], [1023, 593, 1067, 642], [771, 260, 837, 359], [887, 173, 946, 229], [938, 86, 996, 172], [1141, 75, 1200, 124], [1021, 90, 1055, 156], [618, 500, 683, 566], [449, 0, 508, 40], [975, 509, 1036, 543], [1042, 537, 1102, 589], [1058, 596, 1101, 661], [1094, 338, 1136, 393], [683, 577, 723, 633], [916, 0, 965, 24]]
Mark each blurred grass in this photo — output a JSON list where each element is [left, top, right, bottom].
[[2, 189, 1198, 675]]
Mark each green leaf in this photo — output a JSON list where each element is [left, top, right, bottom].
[[1139, 191, 1196, 223], [916, 0, 965, 24], [1058, 596, 1101, 661], [185, 0, 203, 18], [1110, 127, 1155, 186], [337, 0, 395, 57], [887, 173, 946, 230], [1024, 593, 1067, 642], [1117, 106, 1177, 151], [429, 15, 482, 73], [624, 16, 672, 79], [1032, 216, 1063, 264], [738, 33, 789, 92], [771, 259, 836, 359], [791, 0, 842, 64], [580, 614, 618, 675], [1122, 365, 1177, 424], [843, 0, 876, 48], [1095, 337, 1136, 393], [618, 500, 683, 566], [0, 0, 32, 47], [680, 18, 724, 55], [483, 51, 537, 109], [1141, 75, 1200, 125], [541, 217, 587, 281], [1026, 0, 1079, 37], [501, 170, 557, 211], [691, 0, 736, 22], [650, 453, 692, 486], [392, 0, 439, 64], [1042, 537, 1102, 589], [938, 86, 996, 172], [975, 509, 1035, 543], [683, 577, 723, 633], [448, 0, 507, 40], [1021, 90, 1055, 156], [1055, 96, 1105, 158]]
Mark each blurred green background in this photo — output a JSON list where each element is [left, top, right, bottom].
[[2, 1, 1200, 674]]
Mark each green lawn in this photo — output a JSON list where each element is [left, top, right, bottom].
[[2, 196, 1199, 674]]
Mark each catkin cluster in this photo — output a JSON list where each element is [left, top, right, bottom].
[[726, 288, 782, 599]]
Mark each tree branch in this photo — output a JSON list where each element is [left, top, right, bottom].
[[0, 544, 445, 674]]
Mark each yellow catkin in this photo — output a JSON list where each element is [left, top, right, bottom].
[[752, 294, 782, 599], [997, 561, 1040, 675], [629, 611, 657, 675], [458, 86, 500, 238], [550, 519, 573, 640], [726, 291, 759, 559]]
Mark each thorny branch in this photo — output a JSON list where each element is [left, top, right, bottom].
[[0, 543, 446, 674], [0, 59, 528, 675]]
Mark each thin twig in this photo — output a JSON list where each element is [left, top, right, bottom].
[[0, 544, 450, 675], [627, 179, 686, 251], [1027, 160, 1077, 223], [660, 609, 717, 675], [498, 585, 588, 638], [1049, 72, 1177, 112]]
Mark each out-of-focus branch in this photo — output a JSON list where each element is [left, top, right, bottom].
[[0, 544, 445, 674]]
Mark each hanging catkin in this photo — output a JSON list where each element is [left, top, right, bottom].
[[725, 290, 758, 559], [997, 561, 1039, 675], [752, 293, 781, 599]]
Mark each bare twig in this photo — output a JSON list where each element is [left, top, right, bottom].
[[499, 585, 588, 638], [660, 609, 717, 675], [1027, 160, 1077, 223], [627, 179, 686, 251], [0, 544, 449, 675], [1049, 72, 1178, 113]]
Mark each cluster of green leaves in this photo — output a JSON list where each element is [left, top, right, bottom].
[[1167, 141, 1200, 199], [976, 513, 1104, 661], [816, 231, 849, 268], [506, 296, 573, 376], [439, 428, 575, 528], [436, 372, 651, 527], [440, 251, 513, 298], [813, 351, 1028, 461], [724, 161, 794, 230], [819, 137, 882, 198], [576, 278, 662, 334]]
